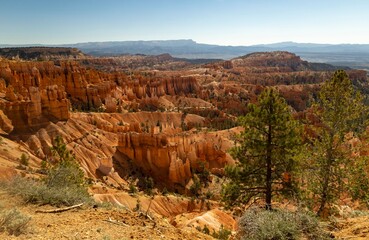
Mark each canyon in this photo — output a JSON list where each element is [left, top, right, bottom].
[[1, 48, 368, 238]]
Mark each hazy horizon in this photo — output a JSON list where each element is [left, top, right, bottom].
[[1, 39, 369, 48], [1, 0, 369, 46]]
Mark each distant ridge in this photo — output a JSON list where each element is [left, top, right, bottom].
[[1, 40, 369, 69], [65, 40, 369, 70], [0, 47, 86, 60]]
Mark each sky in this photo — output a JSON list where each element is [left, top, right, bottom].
[[1, 0, 369, 46]]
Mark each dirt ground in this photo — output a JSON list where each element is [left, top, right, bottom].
[[4, 190, 369, 239], [332, 215, 369, 240], [0, 191, 213, 240]]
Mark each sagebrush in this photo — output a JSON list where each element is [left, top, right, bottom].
[[0, 208, 31, 236], [237, 207, 330, 240], [4, 176, 90, 206], [2, 136, 91, 206]]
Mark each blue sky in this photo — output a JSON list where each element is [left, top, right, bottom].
[[1, 0, 368, 45]]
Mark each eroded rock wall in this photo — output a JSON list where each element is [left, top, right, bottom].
[[0, 59, 199, 132], [117, 129, 236, 190]]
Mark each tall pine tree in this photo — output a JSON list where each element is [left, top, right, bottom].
[[222, 87, 301, 210], [302, 70, 369, 216]]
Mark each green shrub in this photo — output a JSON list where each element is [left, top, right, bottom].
[[162, 187, 169, 196], [45, 156, 85, 190], [237, 208, 330, 240], [129, 183, 138, 195], [133, 199, 141, 212], [4, 176, 90, 207], [189, 175, 202, 197], [205, 190, 213, 199], [39, 160, 47, 174], [202, 224, 210, 235], [195, 161, 210, 187], [212, 225, 232, 240], [0, 208, 31, 236], [19, 153, 29, 167], [142, 177, 154, 195], [199, 224, 232, 240], [2, 136, 91, 207]]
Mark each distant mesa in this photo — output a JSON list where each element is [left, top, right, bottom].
[[233, 51, 343, 71], [0, 47, 87, 61]]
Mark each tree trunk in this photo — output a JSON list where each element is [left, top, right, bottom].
[[317, 141, 333, 217], [265, 102, 273, 211], [317, 175, 329, 217], [266, 153, 272, 210], [317, 158, 332, 217]]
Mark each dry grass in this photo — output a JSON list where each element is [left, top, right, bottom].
[[0, 207, 31, 236]]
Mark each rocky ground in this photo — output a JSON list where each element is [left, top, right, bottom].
[[0, 191, 213, 240], [3, 190, 369, 239]]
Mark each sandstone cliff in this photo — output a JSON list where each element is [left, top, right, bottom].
[[0, 59, 199, 132], [22, 111, 235, 191], [117, 129, 235, 191]]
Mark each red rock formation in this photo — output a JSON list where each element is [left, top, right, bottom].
[[201, 52, 369, 113], [0, 110, 13, 134], [19, 109, 236, 192], [178, 208, 236, 232], [79, 53, 190, 71], [0, 84, 69, 133], [93, 191, 220, 219], [233, 51, 308, 71], [117, 129, 236, 190], [0, 59, 200, 132]]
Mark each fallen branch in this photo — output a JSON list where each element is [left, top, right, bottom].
[[146, 198, 153, 216], [138, 211, 154, 222], [103, 217, 129, 227], [146, 213, 154, 222], [35, 203, 84, 213]]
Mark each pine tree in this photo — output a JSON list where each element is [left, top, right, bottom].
[[302, 70, 368, 216], [222, 87, 301, 210], [46, 136, 86, 190]]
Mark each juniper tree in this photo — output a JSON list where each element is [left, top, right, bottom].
[[222, 87, 301, 210], [302, 70, 369, 216]]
